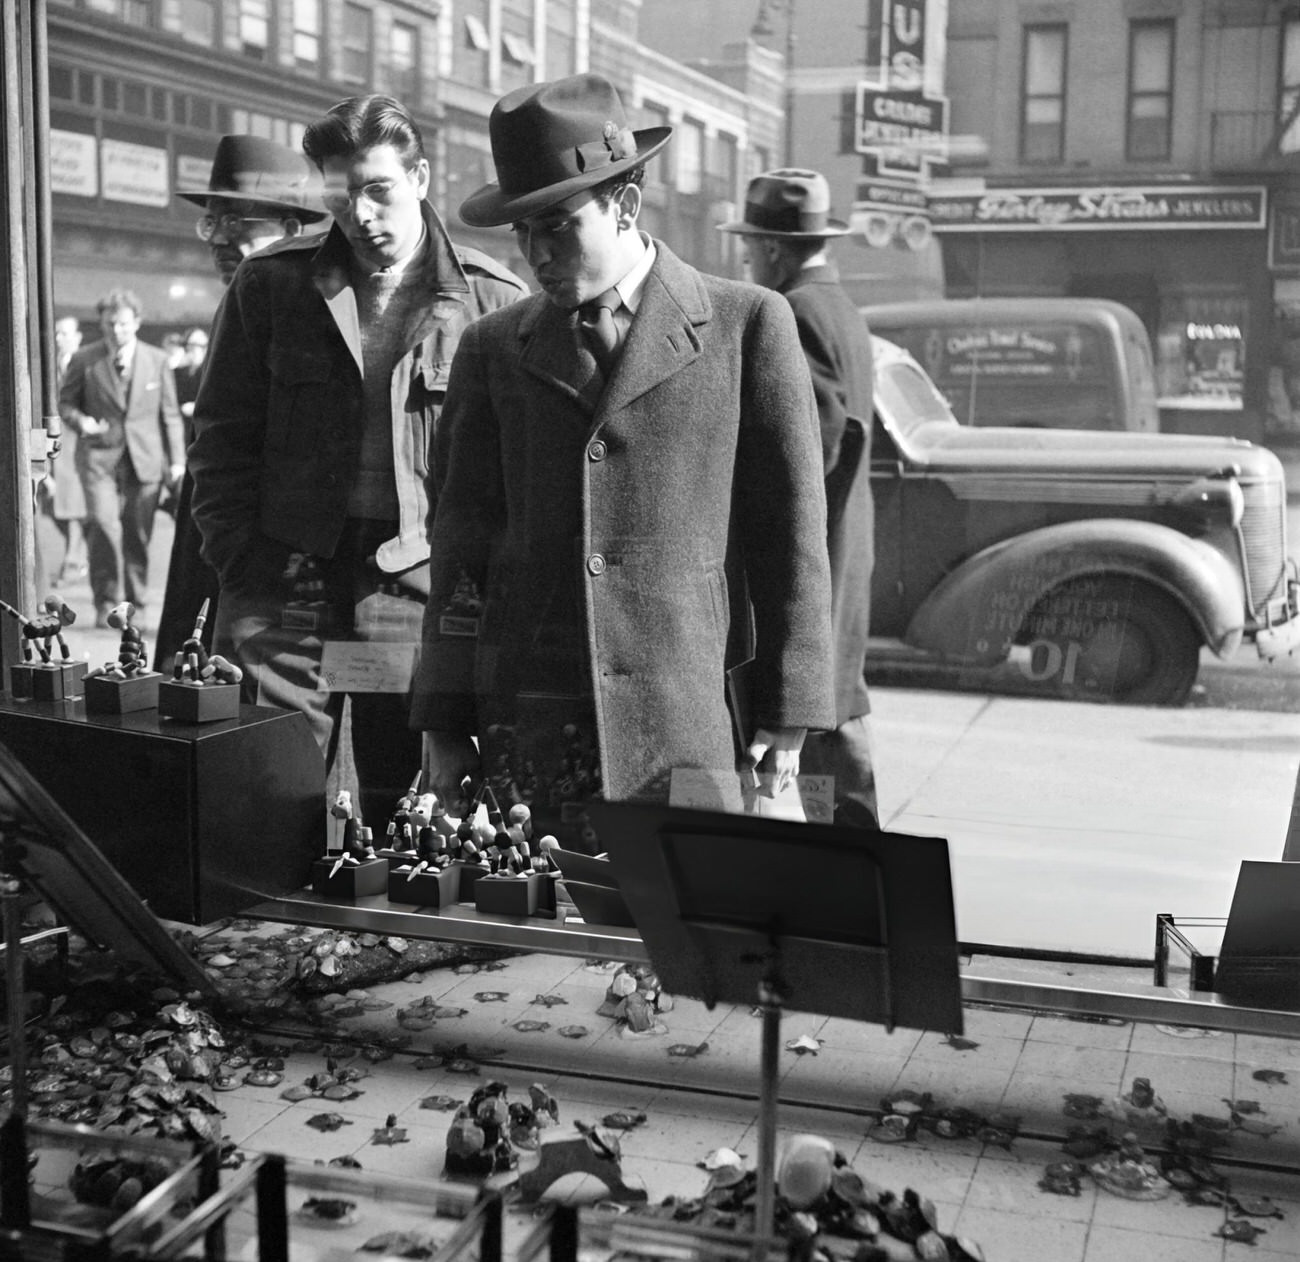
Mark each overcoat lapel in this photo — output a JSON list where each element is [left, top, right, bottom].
[[594, 254, 707, 426], [518, 300, 604, 413]]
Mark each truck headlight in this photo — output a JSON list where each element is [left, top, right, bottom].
[[1169, 477, 1245, 528]]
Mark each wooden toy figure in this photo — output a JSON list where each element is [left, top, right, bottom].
[[172, 597, 211, 680], [1, 595, 77, 664], [386, 772, 422, 852], [87, 601, 149, 679]]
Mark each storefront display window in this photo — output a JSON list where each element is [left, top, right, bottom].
[[1155, 292, 1248, 411]]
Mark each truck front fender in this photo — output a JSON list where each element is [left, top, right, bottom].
[[906, 518, 1246, 664]]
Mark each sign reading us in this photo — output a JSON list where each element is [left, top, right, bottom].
[[929, 186, 1268, 232]]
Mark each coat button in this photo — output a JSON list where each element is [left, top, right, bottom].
[[324, 473, 338, 487], [587, 440, 607, 461], [587, 554, 606, 576]]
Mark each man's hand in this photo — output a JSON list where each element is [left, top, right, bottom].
[[740, 726, 807, 796], [79, 416, 109, 436], [167, 462, 185, 488], [422, 730, 481, 808]]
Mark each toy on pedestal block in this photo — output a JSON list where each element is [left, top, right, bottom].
[[1, 594, 86, 701], [475, 798, 555, 917], [84, 601, 161, 714], [312, 789, 386, 898], [377, 772, 424, 868], [157, 600, 242, 722]]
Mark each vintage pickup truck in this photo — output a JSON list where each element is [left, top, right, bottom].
[[869, 338, 1300, 704]]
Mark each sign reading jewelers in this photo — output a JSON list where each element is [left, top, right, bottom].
[[929, 186, 1267, 232]]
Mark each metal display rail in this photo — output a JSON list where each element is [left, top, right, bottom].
[[246, 890, 1300, 1041]]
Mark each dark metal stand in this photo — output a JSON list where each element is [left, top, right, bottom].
[[589, 802, 964, 1240]]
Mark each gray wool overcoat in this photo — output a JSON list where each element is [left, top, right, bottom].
[[410, 241, 836, 804]]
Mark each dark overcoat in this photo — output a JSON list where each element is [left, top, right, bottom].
[[410, 241, 836, 803], [782, 262, 875, 725]]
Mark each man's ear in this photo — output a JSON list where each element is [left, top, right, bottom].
[[280, 217, 303, 238], [615, 182, 642, 230]]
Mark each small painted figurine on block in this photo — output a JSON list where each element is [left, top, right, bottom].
[[86, 601, 149, 679], [1, 594, 77, 664], [386, 772, 423, 853]]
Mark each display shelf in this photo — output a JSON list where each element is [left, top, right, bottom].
[[245, 892, 1300, 1039]]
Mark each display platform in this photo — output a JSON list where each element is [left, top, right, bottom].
[[0, 694, 324, 923], [245, 889, 1300, 1039]]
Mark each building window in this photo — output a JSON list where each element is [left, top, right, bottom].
[[1020, 25, 1066, 163], [1279, 17, 1300, 155], [1127, 20, 1174, 161], [179, 0, 215, 45], [240, 0, 270, 62], [121, 0, 155, 25], [342, 3, 372, 86], [677, 119, 705, 196], [293, 0, 321, 72], [390, 20, 419, 104], [464, 15, 490, 51], [49, 63, 74, 101], [76, 70, 96, 107], [502, 32, 534, 66], [101, 77, 120, 112]]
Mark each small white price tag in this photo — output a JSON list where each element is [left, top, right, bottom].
[[317, 641, 418, 692]]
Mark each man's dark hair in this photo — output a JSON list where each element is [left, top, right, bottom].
[[302, 95, 425, 171], [96, 288, 142, 318], [591, 165, 646, 211]]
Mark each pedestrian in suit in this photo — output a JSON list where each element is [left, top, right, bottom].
[[154, 135, 329, 672], [59, 289, 184, 626], [412, 74, 835, 839], [720, 169, 879, 827]]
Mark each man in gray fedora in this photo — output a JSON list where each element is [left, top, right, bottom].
[[720, 168, 879, 827], [154, 136, 331, 672], [411, 73, 835, 839]]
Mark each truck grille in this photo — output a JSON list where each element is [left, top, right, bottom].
[[1242, 478, 1287, 610]]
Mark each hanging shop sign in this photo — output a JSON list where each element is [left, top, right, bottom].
[[50, 129, 98, 198], [929, 185, 1267, 232], [101, 138, 170, 209], [851, 176, 932, 251], [854, 86, 949, 178], [1269, 190, 1300, 272]]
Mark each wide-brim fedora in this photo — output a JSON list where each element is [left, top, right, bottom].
[[718, 168, 850, 238], [176, 134, 328, 221], [460, 74, 672, 228]]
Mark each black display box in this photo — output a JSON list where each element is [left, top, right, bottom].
[[311, 855, 388, 899], [0, 694, 324, 923], [9, 660, 87, 702]]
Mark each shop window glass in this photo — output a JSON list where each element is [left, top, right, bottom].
[[342, 3, 372, 86], [1020, 25, 1066, 163], [1127, 20, 1173, 161], [240, 0, 270, 62], [1155, 293, 1247, 412], [390, 20, 419, 105], [180, 0, 215, 45], [294, 0, 322, 72]]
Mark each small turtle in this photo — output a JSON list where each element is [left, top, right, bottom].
[[1215, 1218, 1267, 1244], [306, 1113, 352, 1132], [1230, 1194, 1285, 1219], [1038, 1161, 1085, 1197], [297, 1197, 358, 1226], [243, 1067, 282, 1088], [1251, 1068, 1288, 1085]]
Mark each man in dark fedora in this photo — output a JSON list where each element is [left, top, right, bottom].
[[411, 74, 835, 836], [720, 168, 879, 827], [189, 97, 527, 826], [154, 136, 331, 672]]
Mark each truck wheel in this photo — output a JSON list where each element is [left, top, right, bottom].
[[1018, 577, 1202, 705]]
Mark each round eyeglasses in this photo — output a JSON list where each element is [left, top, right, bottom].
[[195, 212, 281, 242]]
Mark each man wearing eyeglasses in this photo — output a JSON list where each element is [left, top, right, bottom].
[[156, 136, 330, 673], [189, 96, 527, 826]]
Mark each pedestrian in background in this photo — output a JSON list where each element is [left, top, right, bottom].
[[154, 135, 329, 672], [721, 168, 879, 826], [413, 75, 835, 838], [189, 98, 527, 826], [44, 314, 88, 588], [58, 289, 183, 628]]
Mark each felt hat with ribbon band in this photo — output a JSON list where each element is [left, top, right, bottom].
[[718, 168, 850, 239], [459, 73, 672, 228], [176, 135, 328, 221]]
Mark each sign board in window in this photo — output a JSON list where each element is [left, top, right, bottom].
[[101, 138, 169, 208], [176, 154, 212, 192], [50, 129, 98, 198]]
